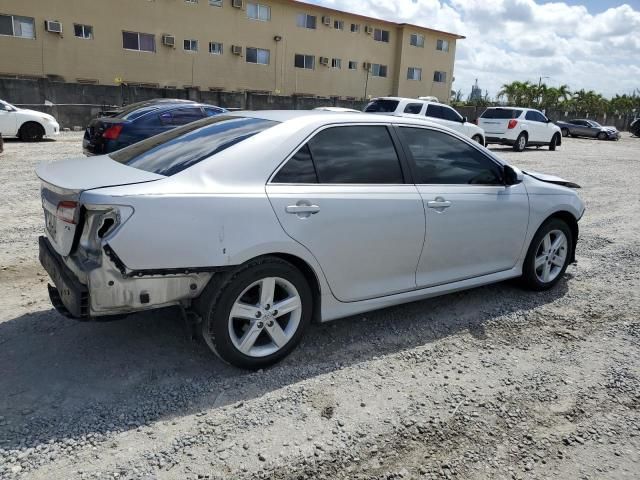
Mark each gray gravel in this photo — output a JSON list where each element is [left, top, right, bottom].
[[0, 133, 639, 479]]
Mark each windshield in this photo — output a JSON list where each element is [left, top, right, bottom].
[[0, 100, 17, 111], [589, 121, 602, 127], [481, 108, 522, 119], [364, 99, 400, 113], [109, 115, 278, 176]]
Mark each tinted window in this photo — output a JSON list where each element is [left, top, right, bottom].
[[272, 144, 317, 183], [480, 108, 522, 119], [404, 103, 423, 114], [308, 126, 403, 184], [118, 106, 159, 121], [399, 127, 503, 185], [204, 107, 224, 116], [110, 116, 278, 176], [525, 111, 547, 122], [364, 100, 399, 113], [426, 104, 444, 119], [442, 106, 463, 122], [170, 107, 205, 125]]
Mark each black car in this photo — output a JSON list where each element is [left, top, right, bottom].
[[83, 99, 227, 155], [630, 118, 640, 137]]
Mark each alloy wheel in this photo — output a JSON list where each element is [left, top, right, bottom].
[[534, 230, 568, 283]]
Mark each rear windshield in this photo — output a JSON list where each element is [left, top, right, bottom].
[[481, 108, 522, 119], [364, 99, 400, 113], [109, 115, 278, 176]]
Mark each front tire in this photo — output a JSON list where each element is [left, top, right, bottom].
[[597, 132, 607, 140], [513, 132, 527, 152], [472, 134, 484, 146], [520, 219, 573, 291], [197, 256, 312, 369], [19, 122, 45, 142]]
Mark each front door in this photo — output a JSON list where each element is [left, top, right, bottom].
[[396, 126, 530, 287], [266, 124, 425, 302]]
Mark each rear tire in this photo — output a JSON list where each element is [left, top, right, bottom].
[[520, 218, 573, 291], [196, 256, 312, 369], [549, 133, 560, 151], [513, 132, 527, 152], [19, 122, 45, 142]]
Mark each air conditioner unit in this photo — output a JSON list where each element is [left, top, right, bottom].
[[231, 45, 243, 55], [162, 35, 175, 47], [363, 62, 371, 70], [232, 0, 243, 8], [322, 16, 331, 25], [364, 25, 373, 34], [45, 20, 63, 34], [319, 57, 329, 65]]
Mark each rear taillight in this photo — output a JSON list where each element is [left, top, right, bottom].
[[508, 119, 518, 129], [102, 124, 123, 140], [57, 201, 78, 224]]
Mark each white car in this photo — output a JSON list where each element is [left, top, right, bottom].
[[37, 111, 584, 369], [364, 97, 486, 145], [0, 99, 60, 141], [479, 107, 562, 152], [313, 107, 361, 113]]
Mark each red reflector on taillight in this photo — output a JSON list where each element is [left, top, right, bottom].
[[102, 124, 123, 140], [508, 119, 518, 129], [57, 201, 78, 224]]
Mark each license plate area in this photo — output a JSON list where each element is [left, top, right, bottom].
[[45, 209, 57, 237]]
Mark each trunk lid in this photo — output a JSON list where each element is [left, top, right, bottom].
[[36, 156, 164, 256]]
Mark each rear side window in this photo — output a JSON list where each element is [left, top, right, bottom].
[[110, 116, 278, 176], [119, 106, 160, 121], [273, 144, 317, 183], [169, 107, 205, 125], [481, 108, 522, 119], [364, 99, 400, 113], [399, 127, 503, 185], [404, 103, 423, 114]]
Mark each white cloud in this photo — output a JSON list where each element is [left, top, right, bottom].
[[311, 0, 640, 99]]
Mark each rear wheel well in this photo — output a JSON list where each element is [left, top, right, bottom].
[[544, 211, 578, 263], [269, 253, 322, 323]]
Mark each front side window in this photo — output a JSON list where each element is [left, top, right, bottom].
[[123, 31, 155, 52], [407, 67, 422, 81], [442, 105, 463, 122], [296, 13, 316, 29], [184, 39, 198, 51], [433, 71, 447, 83], [74, 24, 93, 39], [209, 41, 223, 54], [426, 104, 443, 119], [373, 28, 390, 42], [273, 144, 317, 183], [404, 103, 423, 114], [247, 3, 271, 21], [110, 116, 278, 176], [371, 64, 387, 77], [399, 127, 503, 185], [436, 39, 449, 51], [307, 126, 404, 184], [0, 14, 35, 38], [294, 53, 314, 69], [246, 47, 270, 64], [409, 33, 424, 47]]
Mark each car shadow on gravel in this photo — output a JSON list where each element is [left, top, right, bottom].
[[0, 276, 570, 451]]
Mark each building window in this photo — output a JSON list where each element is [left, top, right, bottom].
[[350, 23, 359, 33], [247, 3, 271, 21], [296, 13, 317, 29], [334, 20, 344, 30], [373, 28, 389, 43], [410, 33, 424, 47], [331, 58, 341, 69], [0, 14, 35, 39], [209, 41, 223, 54], [433, 71, 447, 82], [122, 31, 155, 52], [371, 64, 387, 77], [407, 67, 422, 81], [294, 54, 315, 69], [246, 47, 270, 65], [209, 0, 222, 5], [184, 39, 198, 51], [74, 24, 93, 39], [436, 39, 449, 52], [348, 60, 357, 70], [185, 0, 198, 3]]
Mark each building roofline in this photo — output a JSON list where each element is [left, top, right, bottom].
[[287, 0, 466, 39]]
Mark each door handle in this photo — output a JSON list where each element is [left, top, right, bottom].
[[285, 204, 320, 214], [427, 198, 452, 210]]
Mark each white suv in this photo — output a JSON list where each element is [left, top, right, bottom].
[[364, 97, 486, 145], [479, 107, 562, 152]]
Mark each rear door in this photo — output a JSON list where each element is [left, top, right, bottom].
[[266, 124, 426, 302], [396, 126, 529, 287]]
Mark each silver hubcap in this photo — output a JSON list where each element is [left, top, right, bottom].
[[534, 230, 568, 283], [519, 136, 526, 149], [228, 277, 302, 358]]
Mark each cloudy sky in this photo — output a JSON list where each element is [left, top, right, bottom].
[[310, 0, 640, 99]]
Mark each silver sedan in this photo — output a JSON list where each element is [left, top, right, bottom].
[[36, 111, 585, 369]]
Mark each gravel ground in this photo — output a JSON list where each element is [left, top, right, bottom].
[[0, 133, 639, 480]]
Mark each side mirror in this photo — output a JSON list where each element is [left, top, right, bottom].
[[504, 165, 523, 186], [462, 116, 468, 123]]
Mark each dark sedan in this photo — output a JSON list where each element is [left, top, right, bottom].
[[83, 100, 227, 155], [556, 119, 620, 140]]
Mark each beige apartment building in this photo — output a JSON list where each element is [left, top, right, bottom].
[[0, 0, 463, 100]]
